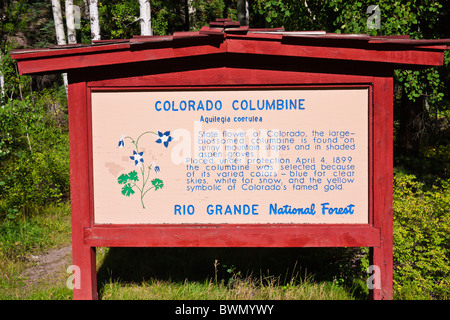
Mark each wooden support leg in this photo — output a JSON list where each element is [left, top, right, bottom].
[[72, 243, 97, 300], [68, 79, 97, 299], [369, 244, 393, 300], [370, 76, 393, 300]]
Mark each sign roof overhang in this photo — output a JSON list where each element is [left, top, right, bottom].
[[11, 19, 450, 76]]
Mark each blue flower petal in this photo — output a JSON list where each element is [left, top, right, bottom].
[[155, 130, 173, 147]]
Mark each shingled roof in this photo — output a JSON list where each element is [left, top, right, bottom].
[[12, 18, 450, 75]]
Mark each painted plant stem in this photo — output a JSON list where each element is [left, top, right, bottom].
[[117, 130, 171, 209]]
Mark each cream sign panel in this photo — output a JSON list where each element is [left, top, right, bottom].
[[91, 89, 369, 224]]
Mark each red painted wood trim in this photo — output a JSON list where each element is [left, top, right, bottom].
[[368, 84, 374, 226], [81, 76, 381, 298], [369, 76, 394, 300], [226, 39, 445, 66], [68, 62, 396, 299], [86, 83, 374, 235], [14, 42, 227, 75], [86, 67, 377, 88], [68, 79, 97, 300], [84, 224, 381, 248], [86, 86, 95, 227], [12, 42, 130, 59], [13, 36, 447, 76], [89, 84, 375, 91]]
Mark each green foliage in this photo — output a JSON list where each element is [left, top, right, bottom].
[[0, 202, 71, 259], [393, 170, 450, 299], [0, 216, 45, 257], [396, 69, 444, 103], [253, 0, 444, 36], [0, 0, 29, 43], [98, 0, 141, 39], [96, 0, 234, 37], [190, 0, 227, 30], [150, 0, 186, 35], [98, 0, 188, 38], [1, 43, 32, 103], [0, 86, 69, 216]]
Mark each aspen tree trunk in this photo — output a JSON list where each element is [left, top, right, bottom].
[[89, 0, 101, 41], [51, 0, 67, 46], [51, 0, 68, 96], [237, 0, 249, 26], [139, 0, 152, 36], [82, 0, 90, 19], [0, 52, 4, 107], [65, 0, 77, 44], [0, 71, 4, 99], [188, 0, 195, 30]]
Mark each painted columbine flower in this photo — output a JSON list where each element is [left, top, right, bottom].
[[151, 161, 160, 173], [155, 131, 173, 148], [130, 150, 144, 166], [118, 131, 168, 209], [118, 135, 125, 148]]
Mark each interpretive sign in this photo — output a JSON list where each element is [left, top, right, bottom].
[[92, 88, 368, 224], [14, 19, 448, 299]]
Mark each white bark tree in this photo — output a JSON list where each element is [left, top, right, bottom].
[[0, 52, 5, 107], [51, 0, 67, 45], [188, 0, 195, 30], [82, 0, 90, 20], [51, 0, 68, 95], [89, 0, 101, 41], [0, 70, 4, 99], [139, 0, 153, 36], [65, 0, 77, 44], [237, 0, 249, 26]]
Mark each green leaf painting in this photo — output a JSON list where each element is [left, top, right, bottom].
[[121, 183, 135, 197], [117, 131, 172, 209], [118, 170, 139, 184], [151, 178, 164, 191]]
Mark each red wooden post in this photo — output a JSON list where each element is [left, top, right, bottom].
[[370, 76, 394, 300], [68, 79, 97, 300]]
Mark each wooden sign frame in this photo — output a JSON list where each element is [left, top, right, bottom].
[[69, 71, 392, 300], [12, 23, 449, 300]]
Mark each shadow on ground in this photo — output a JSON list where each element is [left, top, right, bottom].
[[96, 247, 368, 298]]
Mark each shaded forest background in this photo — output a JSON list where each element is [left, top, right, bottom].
[[0, 0, 449, 299]]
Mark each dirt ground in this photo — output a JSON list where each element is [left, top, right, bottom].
[[21, 244, 73, 294]]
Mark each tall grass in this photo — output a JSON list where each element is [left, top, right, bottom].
[[0, 202, 71, 258], [99, 272, 354, 300], [0, 202, 71, 299]]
